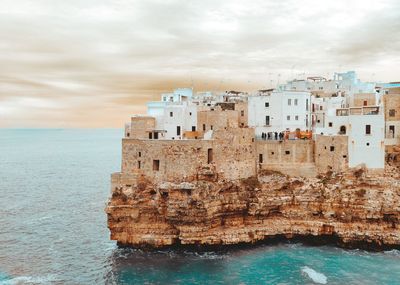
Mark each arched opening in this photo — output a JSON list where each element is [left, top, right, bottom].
[[339, 125, 346, 135]]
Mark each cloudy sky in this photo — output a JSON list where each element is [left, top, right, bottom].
[[1, 0, 399, 127]]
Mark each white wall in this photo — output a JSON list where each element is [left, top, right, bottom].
[[348, 114, 385, 169]]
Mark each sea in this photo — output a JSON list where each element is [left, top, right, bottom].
[[0, 129, 399, 285]]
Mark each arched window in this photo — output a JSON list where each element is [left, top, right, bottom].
[[339, 125, 346, 135]]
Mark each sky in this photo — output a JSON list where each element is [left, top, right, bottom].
[[1, 0, 399, 128]]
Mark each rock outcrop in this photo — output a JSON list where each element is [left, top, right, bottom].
[[106, 167, 400, 249]]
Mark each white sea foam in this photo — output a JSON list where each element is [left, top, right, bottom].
[[301, 266, 328, 284], [0, 274, 60, 285]]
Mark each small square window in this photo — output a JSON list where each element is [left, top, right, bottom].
[[288, 99, 292, 106], [265, 102, 269, 107], [287, 115, 290, 121], [170, 112, 173, 117], [294, 99, 298, 105], [285, 150, 290, 155], [189, 112, 192, 116], [295, 115, 299, 120], [389, 109, 395, 117], [138, 151, 141, 157], [271, 151, 274, 155], [241, 110, 244, 116], [330, 146, 335, 151], [328, 122, 333, 127]]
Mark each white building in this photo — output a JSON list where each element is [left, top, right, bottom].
[[248, 90, 311, 136]]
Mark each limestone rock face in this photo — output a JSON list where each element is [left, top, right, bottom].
[[106, 169, 400, 249]]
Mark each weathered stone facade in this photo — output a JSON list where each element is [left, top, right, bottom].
[[315, 135, 349, 173]]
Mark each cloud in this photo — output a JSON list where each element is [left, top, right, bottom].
[[0, 0, 399, 127]]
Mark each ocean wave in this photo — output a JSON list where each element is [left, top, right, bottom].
[[0, 274, 61, 285], [301, 266, 328, 284]]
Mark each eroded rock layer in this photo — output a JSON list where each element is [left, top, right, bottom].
[[106, 168, 400, 249]]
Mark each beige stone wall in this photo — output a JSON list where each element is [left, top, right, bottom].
[[383, 93, 400, 122], [213, 127, 256, 180], [315, 135, 348, 173], [121, 127, 257, 183], [130, 116, 156, 139], [353, 93, 376, 107], [197, 109, 239, 135], [122, 139, 213, 183], [235, 102, 248, 127], [256, 140, 314, 164]]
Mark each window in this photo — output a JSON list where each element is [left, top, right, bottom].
[[241, 110, 244, 117], [170, 112, 173, 117], [154, 132, 159, 139], [366, 142, 370, 146], [189, 112, 192, 116], [259, 154, 263, 163], [271, 151, 274, 155], [330, 146, 335, 152], [319, 86, 323, 90], [389, 125, 395, 137], [317, 119, 321, 123], [306, 99, 309, 111], [294, 99, 298, 106], [177, 126, 181, 136], [295, 115, 299, 121], [320, 106, 323, 111], [288, 99, 292, 106], [366, 124, 371, 135], [192, 126, 196, 131], [389, 109, 396, 117], [285, 150, 290, 155], [363, 100, 368, 106], [265, 102, 269, 107], [203, 124, 206, 131], [127, 132, 130, 137], [138, 161, 141, 169], [211, 125, 213, 130], [266, 116, 270, 126], [153, 160, 160, 171], [328, 122, 333, 127], [207, 148, 213, 164], [138, 151, 141, 157], [287, 115, 290, 121], [149, 132, 153, 139]]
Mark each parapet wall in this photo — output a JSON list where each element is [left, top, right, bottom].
[[256, 140, 316, 177], [121, 127, 257, 183]]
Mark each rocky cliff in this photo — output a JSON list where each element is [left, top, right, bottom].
[[106, 167, 400, 250]]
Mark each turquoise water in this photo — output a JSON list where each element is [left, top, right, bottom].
[[0, 129, 399, 285]]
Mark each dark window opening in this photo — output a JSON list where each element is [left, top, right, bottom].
[[153, 160, 160, 171], [138, 151, 142, 157], [363, 100, 368, 106], [366, 142, 370, 146], [189, 112, 192, 116], [343, 155, 347, 158], [149, 132, 152, 139], [259, 154, 263, 163], [328, 122, 333, 127], [210, 125, 213, 130], [203, 124, 206, 131], [271, 151, 274, 155], [241, 110, 244, 116], [266, 116, 270, 126], [170, 112, 173, 117], [127, 132, 130, 137], [339, 125, 346, 134], [207, 148, 213, 164], [330, 146, 335, 152], [389, 125, 395, 137], [389, 109, 395, 117], [265, 102, 269, 107], [285, 150, 290, 155], [138, 161, 141, 169], [154, 132, 159, 139], [192, 126, 196, 131], [366, 124, 371, 135], [177, 126, 181, 136]]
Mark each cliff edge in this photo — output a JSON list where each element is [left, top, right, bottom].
[[106, 166, 400, 250]]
